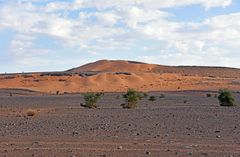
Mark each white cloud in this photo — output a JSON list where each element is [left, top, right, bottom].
[[0, 0, 239, 70]]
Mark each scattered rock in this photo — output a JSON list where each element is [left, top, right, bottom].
[[118, 146, 123, 150], [187, 152, 193, 155], [72, 131, 79, 136], [32, 141, 40, 146], [146, 151, 151, 155], [200, 152, 208, 156], [183, 146, 192, 149]]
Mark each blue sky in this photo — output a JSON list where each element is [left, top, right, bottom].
[[0, 0, 240, 73]]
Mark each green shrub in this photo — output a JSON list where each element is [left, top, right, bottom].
[[149, 96, 156, 101], [218, 89, 235, 106], [122, 88, 142, 109], [81, 93, 103, 108]]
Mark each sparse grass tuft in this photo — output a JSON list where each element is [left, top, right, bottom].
[[218, 89, 235, 106], [122, 88, 142, 109]]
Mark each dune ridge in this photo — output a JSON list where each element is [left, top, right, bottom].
[[0, 60, 240, 93]]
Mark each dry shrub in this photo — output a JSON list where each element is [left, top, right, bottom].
[[26, 109, 36, 116]]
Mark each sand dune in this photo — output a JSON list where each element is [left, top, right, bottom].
[[0, 60, 240, 93]]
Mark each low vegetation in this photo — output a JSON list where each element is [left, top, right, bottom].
[[81, 92, 103, 108], [149, 96, 156, 101], [218, 89, 235, 106], [122, 88, 142, 109]]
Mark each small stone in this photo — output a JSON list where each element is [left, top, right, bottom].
[[118, 146, 123, 149], [187, 152, 193, 155], [216, 135, 221, 138], [72, 131, 78, 135], [146, 151, 151, 155]]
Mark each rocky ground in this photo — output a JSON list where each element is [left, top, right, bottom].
[[0, 89, 240, 157]]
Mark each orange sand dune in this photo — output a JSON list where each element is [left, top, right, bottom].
[[1, 60, 240, 93]]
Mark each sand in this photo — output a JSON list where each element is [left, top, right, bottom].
[[0, 60, 240, 93]]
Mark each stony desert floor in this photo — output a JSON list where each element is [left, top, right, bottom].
[[0, 89, 240, 157]]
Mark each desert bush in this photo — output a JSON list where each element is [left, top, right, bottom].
[[183, 100, 187, 104], [81, 93, 103, 108], [206, 93, 212, 97], [218, 89, 235, 106], [122, 88, 142, 109], [149, 96, 156, 101], [26, 109, 36, 116], [159, 94, 165, 98]]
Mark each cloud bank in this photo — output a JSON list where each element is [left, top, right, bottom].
[[0, 0, 239, 72]]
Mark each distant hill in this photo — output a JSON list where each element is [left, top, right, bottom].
[[68, 59, 240, 78], [0, 60, 240, 93]]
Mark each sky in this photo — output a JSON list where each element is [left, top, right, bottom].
[[0, 0, 240, 73]]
